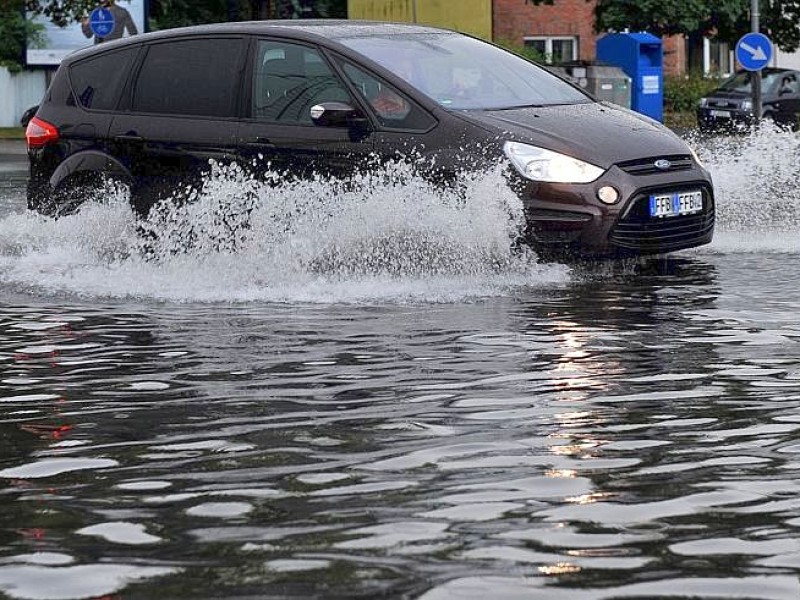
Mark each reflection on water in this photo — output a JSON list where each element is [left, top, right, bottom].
[[0, 128, 800, 598], [1, 254, 800, 598]]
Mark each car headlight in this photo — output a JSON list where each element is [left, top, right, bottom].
[[687, 144, 704, 169], [698, 98, 708, 108], [503, 141, 604, 184], [741, 99, 753, 111]]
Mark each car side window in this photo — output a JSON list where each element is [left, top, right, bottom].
[[69, 47, 138, 111], [132, 38, 246, 118], [340, 62, 436, 131], [252, 40, 351, 124]]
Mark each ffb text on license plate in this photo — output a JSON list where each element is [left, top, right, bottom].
[[649, 190, 703, 218]]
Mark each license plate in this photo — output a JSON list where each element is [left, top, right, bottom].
[[649, 190, 703, 218], [710, 110, 730, 118]]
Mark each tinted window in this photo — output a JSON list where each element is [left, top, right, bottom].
[[339, 33, 591, 110], [720, 70, 796, 94], [341, 62, 435, 131], [132, 38, 245, 117], [252, 40, 351, 124], [70, 47, 138, 110]]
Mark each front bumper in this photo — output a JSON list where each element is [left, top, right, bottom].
[[696, 107, 753, 130], [512, 158, 715, 257]]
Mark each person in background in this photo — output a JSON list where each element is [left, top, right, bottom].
[[779, 75, 796, 95], [81, 0, 138, 44]]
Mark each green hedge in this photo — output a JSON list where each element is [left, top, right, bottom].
[[664, 72, 723, 114], [494, 39, 547, 64]]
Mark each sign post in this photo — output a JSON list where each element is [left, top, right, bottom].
[[735, 0, 773, 124], [751, 0, 761, 124], [736, 29, 772, 125]]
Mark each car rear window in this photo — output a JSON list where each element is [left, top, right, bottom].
[[69, 47, 138, 111], [132, 38, 246, 118]]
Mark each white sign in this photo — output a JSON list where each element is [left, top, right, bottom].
[[641, 75, 660, 95], [26, 0, 145, 66]]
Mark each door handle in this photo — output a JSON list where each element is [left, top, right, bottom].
[[245, 136, 275, 148], [114, 134, 144, 143]]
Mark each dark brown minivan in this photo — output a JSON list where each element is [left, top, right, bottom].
[[26, 20, 714, 256]]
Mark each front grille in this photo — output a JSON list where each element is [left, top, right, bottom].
[[707, 99, 740, 109], [617, 155, 694, 176], [609, 189, 715, 252]]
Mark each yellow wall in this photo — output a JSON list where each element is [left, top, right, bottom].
[[348, 0, 492, 40]]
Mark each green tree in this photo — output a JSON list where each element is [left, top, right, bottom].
[[21, 0, 346, 28], [148, 0, 231, 30], [0, 1, 45, 72], [525, 0, 800, 53], [2, 0, 346, 71]]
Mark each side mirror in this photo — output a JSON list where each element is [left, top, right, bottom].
[[310, 102, 366, 128]]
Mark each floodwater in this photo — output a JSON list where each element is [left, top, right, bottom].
[[0, 129, 800, 599]]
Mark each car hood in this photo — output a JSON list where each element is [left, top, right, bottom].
[[705, 89, 751, 101], [460, 102, 691, 169]]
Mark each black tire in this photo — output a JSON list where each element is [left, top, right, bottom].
[[51, 172, 130, 217], [696, 120, 716, 134]]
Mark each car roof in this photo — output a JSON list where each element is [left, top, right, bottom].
[[732, 67, 798, 75], [760, 67, 798, 74], [64, 20, 455, 63]]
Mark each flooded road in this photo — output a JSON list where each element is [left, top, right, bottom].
[[1, 130, 800, 599]]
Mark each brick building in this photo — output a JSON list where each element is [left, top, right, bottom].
[[349, 0, 744, 76], [492, 0, 691, 75]]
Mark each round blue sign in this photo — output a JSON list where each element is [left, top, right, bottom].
[[90, 7, 115, 38], [736, 32, 773, 71]]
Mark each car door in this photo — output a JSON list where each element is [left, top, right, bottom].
[[772, 71, 800, 127], [237, 38, 374, 180], [333, 60, 444, 170], [108, 36, 248, 212]]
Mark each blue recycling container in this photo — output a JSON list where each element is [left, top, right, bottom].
[[596, 32, 663, 122]]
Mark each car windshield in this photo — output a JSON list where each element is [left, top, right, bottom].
[[719, 70, 788, 94], [338, 33, 591, 110]]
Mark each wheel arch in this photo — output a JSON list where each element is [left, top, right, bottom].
[[49, 150, 133, 191]]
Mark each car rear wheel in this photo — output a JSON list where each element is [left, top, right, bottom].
[[50, 172, 131, 217]]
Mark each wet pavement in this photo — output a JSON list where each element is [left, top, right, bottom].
[[0, 129, 799, 599], [0, 141, 26, 174]]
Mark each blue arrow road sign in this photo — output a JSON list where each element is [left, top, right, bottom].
[[736, 32, 773, 71], [90, 7, 115, 38]]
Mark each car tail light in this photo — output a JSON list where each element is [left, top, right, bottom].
[[25, 116, 59, 149]]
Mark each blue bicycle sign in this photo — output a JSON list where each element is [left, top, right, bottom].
[[89, 7, 115, 38]]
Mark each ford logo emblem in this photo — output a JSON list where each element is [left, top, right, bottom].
[[654, 159, 672, 170]]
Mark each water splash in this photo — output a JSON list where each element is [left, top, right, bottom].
[[688, 125, 800, 254], [0, 162, 568, 302]]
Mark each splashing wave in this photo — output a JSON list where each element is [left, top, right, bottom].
[[689, 125, 800, 254], [0, 162, 568, 302]]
